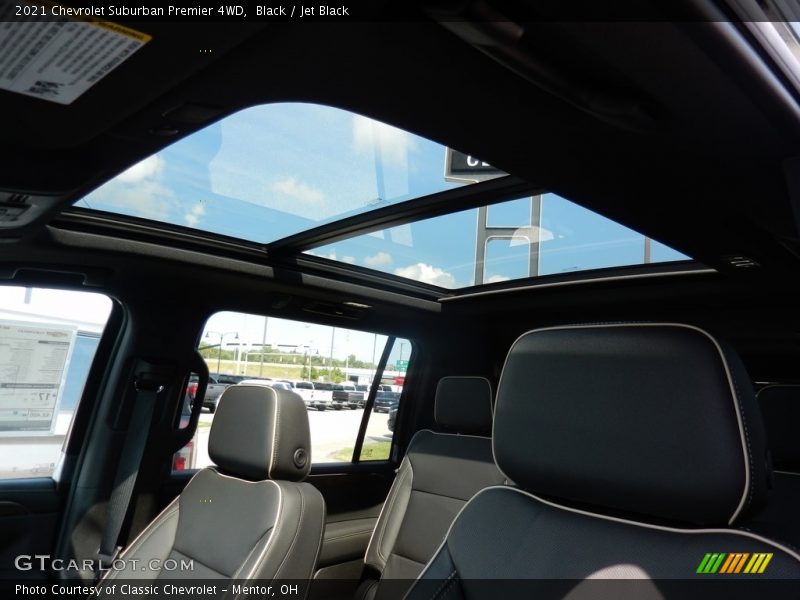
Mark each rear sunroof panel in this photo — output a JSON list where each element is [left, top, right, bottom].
[[306, 194, 689, 289]]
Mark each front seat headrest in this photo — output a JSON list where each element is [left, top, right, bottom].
[[209, 384, 311, 481], [494, 323, 768, 526], [434, 376, 493, 435]]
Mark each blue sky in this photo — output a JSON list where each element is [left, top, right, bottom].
[[77, 101, 686, 292]]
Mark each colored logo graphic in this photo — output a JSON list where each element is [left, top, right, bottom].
[[696, 553, 773, 574]]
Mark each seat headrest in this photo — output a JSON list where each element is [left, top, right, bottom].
[[209, 384, 311, 481], [494, 323, 769, 526], [757, 384, 800, 472], [435, 376, 493, 435]]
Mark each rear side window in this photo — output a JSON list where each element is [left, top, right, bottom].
[[0, 286, 112, 480], [173, 311, 413, 470]]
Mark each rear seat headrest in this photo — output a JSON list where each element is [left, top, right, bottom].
[[209, 384, 311, 481], [757, 384, 800, 472], [493, 323, 769, 526], [434, 376, 493, 436]]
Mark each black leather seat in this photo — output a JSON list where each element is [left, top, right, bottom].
[[359, 376, 506, 600], [405, 324, 800, 599], [746, 384, 800, 547], [98, 384, 325, 592]]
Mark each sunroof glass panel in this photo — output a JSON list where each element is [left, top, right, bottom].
[[306, 194, 689, 289], [74, 103, 492, 243]]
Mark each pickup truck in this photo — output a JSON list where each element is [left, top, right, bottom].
[[286, 380, 331, 411], [331, 383, 365, 410], [187, 374, 229, 413]]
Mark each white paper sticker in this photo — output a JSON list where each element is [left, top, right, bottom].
[[0, 320, 76, 435], [0, 8, 151, 105]]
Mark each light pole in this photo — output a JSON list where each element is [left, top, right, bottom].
[[328, 327, 336, 379], [259, 316, 269, 378], [205, 331, 238, 374]]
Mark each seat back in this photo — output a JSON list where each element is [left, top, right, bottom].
[[746, 384, 800, 547], [405, 324, 800, 599], [98, 384, 325, 592], [361, 377, 505, 598]]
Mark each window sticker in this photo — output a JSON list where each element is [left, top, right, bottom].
[[0, 2, 151, 104], [0, 320, 76, 435]]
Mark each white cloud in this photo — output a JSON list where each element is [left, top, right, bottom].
[[486, 274, 511, 284], [270, 177, 324, 205], [394, 263, 457, 288], [85, 178, 173, 221], [342, 256, 356, 264], [116, 155, 164, 183], [184, 203, 206, 227], [307, 249, 338, 261], [512, 226, 555, 243], [352, 115, 414, 166], [364, 252, 393, 267]]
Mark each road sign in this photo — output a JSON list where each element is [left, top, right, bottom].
[[444, 148, 506, 183], [395, 359, 409, 372]]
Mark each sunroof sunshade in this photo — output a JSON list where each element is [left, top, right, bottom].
[[75, 103, 485, 243]]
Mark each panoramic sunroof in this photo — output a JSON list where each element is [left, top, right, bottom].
[[75, 103, 485, 243], [306, 195, 688, 289], [74, 101, 689, 290]]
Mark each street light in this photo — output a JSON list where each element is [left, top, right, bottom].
[[205, 330, 239, 374]]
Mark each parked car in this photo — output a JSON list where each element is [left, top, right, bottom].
[[187, 374, 228, 413], [374, 391, 401, 413], [289, 380, 331, 411], [312, 382, 334, 406], [213, 373, 250, 385], [332, 383, 365, 409], [237, 379, 292, 391]]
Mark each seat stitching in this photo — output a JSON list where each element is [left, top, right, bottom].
[[324, 530, 374, 542], [273, 484, 305, 579], [169, 548, 228, 578], [100, 503, 180, 583], [376, 460, 412, 564], [726, 356, 755, 514], [271, 396, 281, 478], [233, 524, 275, 579], [737, 525, 800, 554], [430, 569, 457, 600]]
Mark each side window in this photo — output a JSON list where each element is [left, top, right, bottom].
[[0, 286, 112, 480], [172, 312, 412, 470], [359, 337, 410, 461]]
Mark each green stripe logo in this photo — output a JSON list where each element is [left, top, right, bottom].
[[697, 553, 726, 574]]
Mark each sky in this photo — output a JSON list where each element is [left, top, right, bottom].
[[202, 311, 409, 366], [71, 102, 687, 358], [0, 287, 112, 332]]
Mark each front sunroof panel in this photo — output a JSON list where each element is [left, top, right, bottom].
[[75, 103, 480, 243], [307, 194, 688, 289]]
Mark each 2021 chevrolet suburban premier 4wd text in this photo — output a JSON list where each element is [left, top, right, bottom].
[[2, 1, 800, 598]]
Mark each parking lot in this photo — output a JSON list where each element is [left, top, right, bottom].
[[191, 406, 393, 468]]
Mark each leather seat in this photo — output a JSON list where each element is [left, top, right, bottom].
[[746, 384, 800, 547], [98, 384, 325, 591], [358, 376, 506, 600], [405, 324, 800, 599]]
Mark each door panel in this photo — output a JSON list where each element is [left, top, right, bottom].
[[0, 479, 60, 581]]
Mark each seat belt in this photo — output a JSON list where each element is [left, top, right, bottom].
[[96, 367, 166, 575]]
